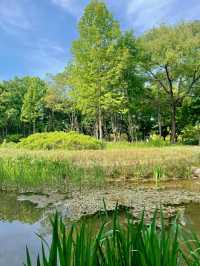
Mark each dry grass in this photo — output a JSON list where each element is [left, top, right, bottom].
[[0, 146, 199, 181]]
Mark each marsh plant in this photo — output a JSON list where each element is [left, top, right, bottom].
[[25, 208, 200, 266], [0, 156, 106, 191], [153, 165, 165, 188]]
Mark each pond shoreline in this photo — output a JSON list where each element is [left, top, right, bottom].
[[17, 180, 200, 222]]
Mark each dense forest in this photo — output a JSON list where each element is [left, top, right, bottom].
[[0, 0, 200, 144]]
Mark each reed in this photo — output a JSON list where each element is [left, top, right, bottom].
[[25, 207, 200, 266]]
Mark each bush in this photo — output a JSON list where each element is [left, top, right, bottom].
[[149, 134, 170, 147], [17, 131, 105, 150], [181, 124, 200, 145], [4, 134, 23, 143]]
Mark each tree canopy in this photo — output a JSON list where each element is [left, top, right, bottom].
[[0, 1, 199, 145]]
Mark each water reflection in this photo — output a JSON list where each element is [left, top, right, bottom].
[[185, 203, 200, 234], [0, 192, 49, 266], [0, 182, 200, 265]]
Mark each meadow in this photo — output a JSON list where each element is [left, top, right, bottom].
[[0, 144, 199, 192]]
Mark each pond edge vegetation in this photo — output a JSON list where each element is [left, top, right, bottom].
[[25, 206, 200, 266]]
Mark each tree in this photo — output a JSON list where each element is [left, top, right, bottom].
[[67, 0, 129, 139], [21, 77, 47, 133], [117, 31, 144, 141], [0, 77, 29, 137], [139, 21, 200, 143]]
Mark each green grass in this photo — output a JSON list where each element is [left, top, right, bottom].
[[0, 145, 199, 191], [106, 140, 171, 149], [0, 157, 106, 192], [25, 207, 200, 266]]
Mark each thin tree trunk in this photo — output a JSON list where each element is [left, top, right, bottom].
[[94, 120, 98, 139], [128, 113, 134, 142], [52, 110, 55, 131], [158, 106, 162, 137], [98, 108, 103, 140], [33, 120, 36, 134], [111, 114, 118, 142], [170, 100, 176, 144]]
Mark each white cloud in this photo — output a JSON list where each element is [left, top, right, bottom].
[[0, 0, 31, 33], [120, 0, 200, 33], [125, 0, 174, 32], [51, 0, 84, 17]]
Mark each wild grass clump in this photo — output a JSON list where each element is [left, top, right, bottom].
[[0, 157, 66, 191], [0, 156, 106, 191], [17, 131, 105, 150], [25, 208, 200, 266]]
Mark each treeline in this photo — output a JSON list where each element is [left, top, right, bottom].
[[0, 0, 200, 144]]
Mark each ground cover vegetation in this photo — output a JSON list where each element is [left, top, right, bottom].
[[0, 146, 198, 191], [0, 1, 199, 146]]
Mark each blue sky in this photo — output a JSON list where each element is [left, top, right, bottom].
[[0, 0, 200, 80]]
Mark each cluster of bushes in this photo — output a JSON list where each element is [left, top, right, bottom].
[[16, 131, 105, 150], [181, 124, 200, 145]]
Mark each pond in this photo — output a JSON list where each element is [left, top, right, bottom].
[[1, 182, 200, 266], [0, 192, 50, 266]]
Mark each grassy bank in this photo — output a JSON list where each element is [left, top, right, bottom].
[[25, 208, 200, 266], [0, 146, 199, 191]]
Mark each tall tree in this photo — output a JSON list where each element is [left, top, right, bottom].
[[117, 31, 144, 141], [67, 0, 129, 139], [21, 77, 47, 133], [139, 21, 200, 143]]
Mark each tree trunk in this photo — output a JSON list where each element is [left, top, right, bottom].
[[170, 101, 176, 144], [33, 120, 36, 134], [127, 113, 133, 142], [52, 110, 55, 131], [94, 121, 98, 139], [98, 108, 103, 140], [111, 114, 118, 142], [157, 106, 162, 137]]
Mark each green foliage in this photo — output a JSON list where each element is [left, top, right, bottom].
[[0, 2, 199, 144], [66, 0, 132, 139], [139, 21, 200, 143], [0, 157, 66, 191], [18, 131, 105, 150], [4, 134, 23, 143], [0, 156, 106, 191], [21, 77, 47, 133], [153, 165, 165, 188], [149, 134, 170, 147], [181, 124, 200, 145], [25, 209, 200, 266], [0, 77, 29, 133]]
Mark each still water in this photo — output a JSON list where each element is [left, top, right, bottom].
[[0, 192, 50, 266], [0, 186, 200, 266]]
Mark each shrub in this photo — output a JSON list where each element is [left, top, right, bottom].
[[149, 134, 170, 147], [17, 131, 105, 150], [4, 134, 23, 143], [181, 124, 200, 145]]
